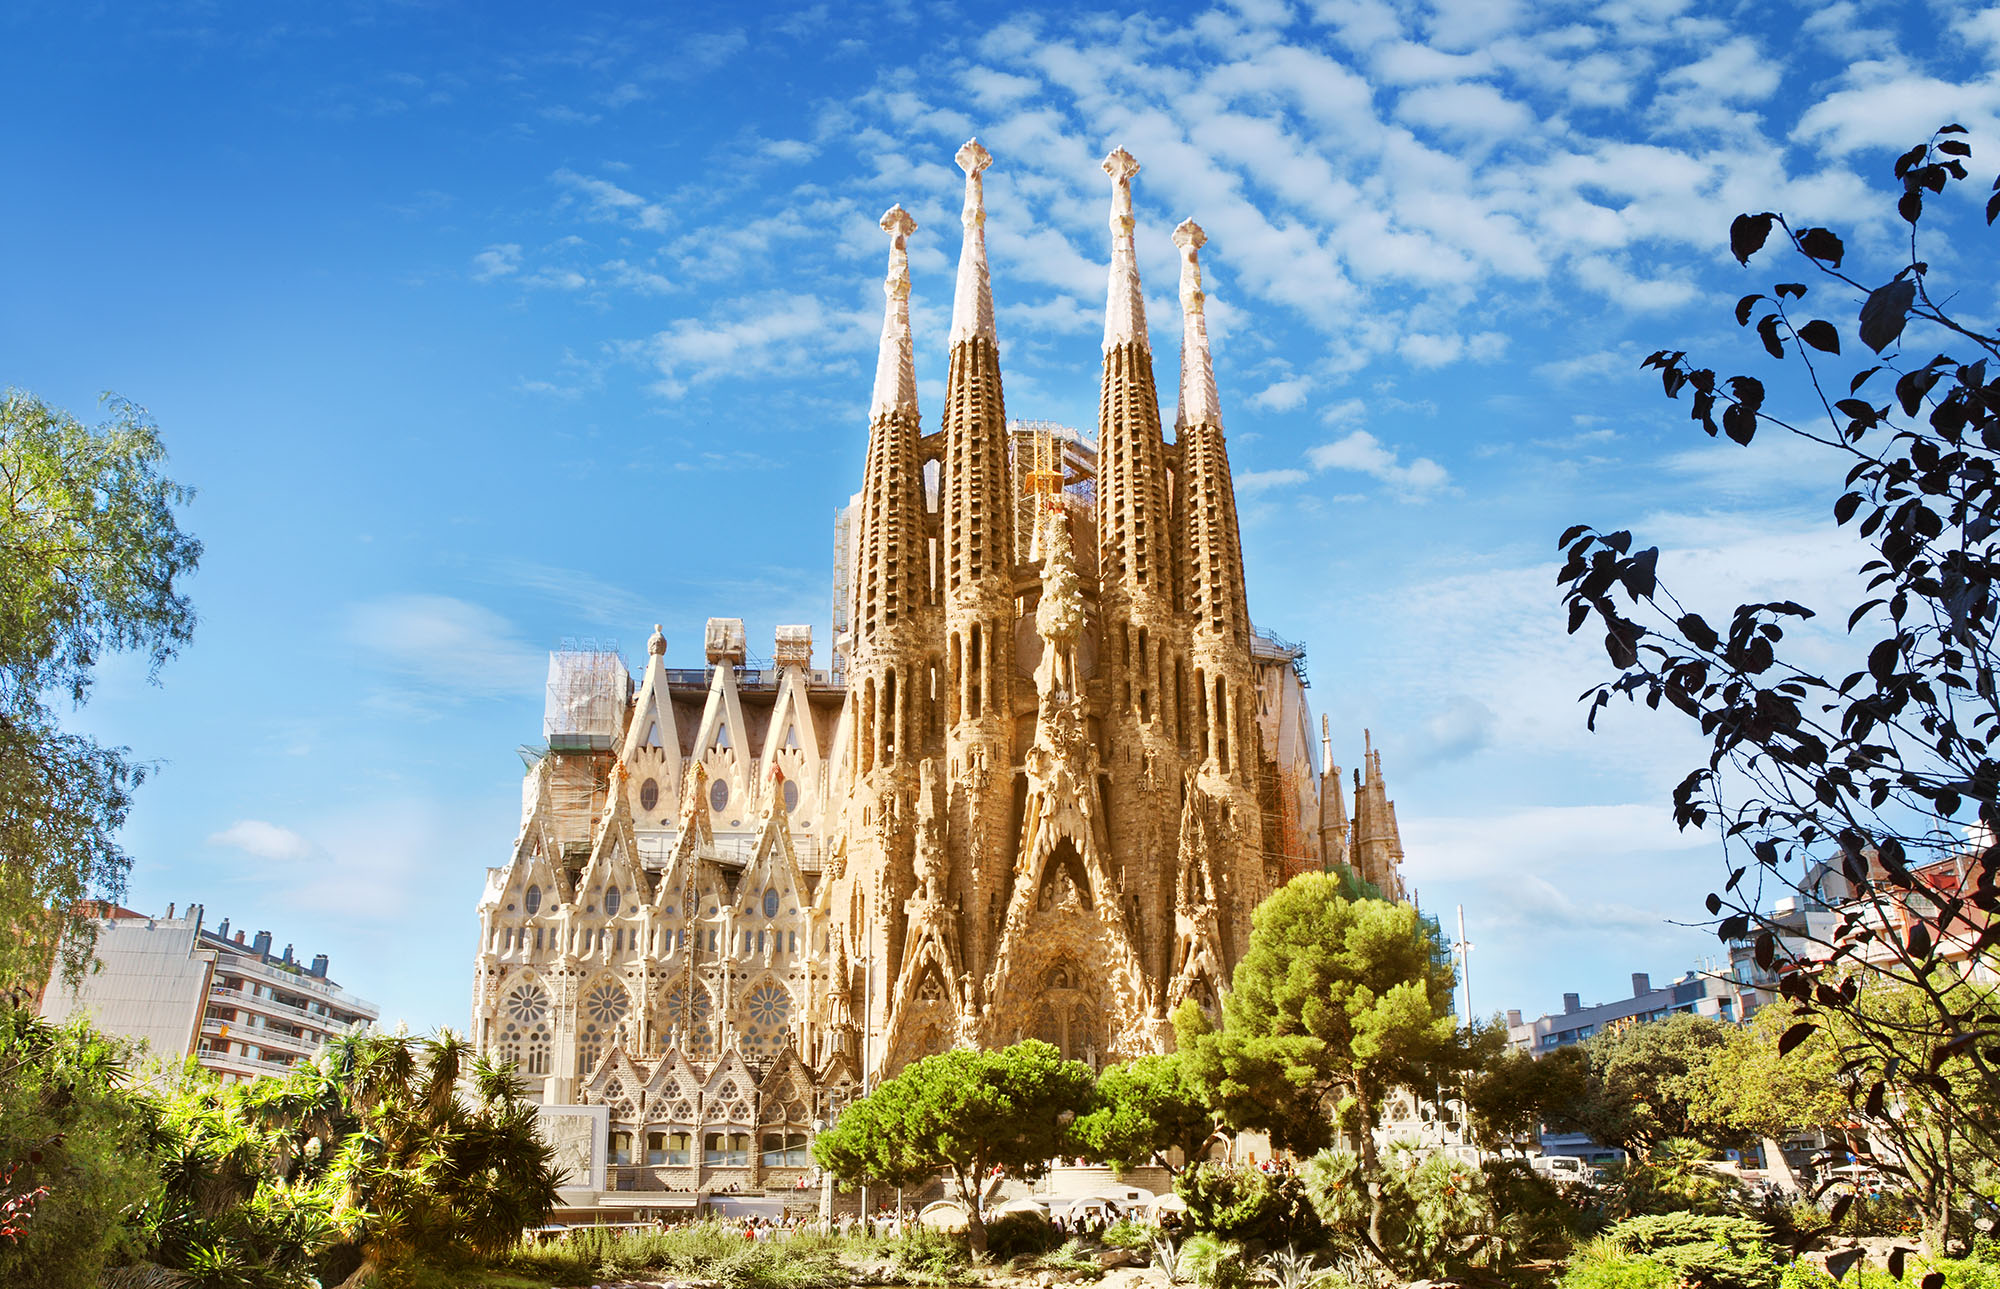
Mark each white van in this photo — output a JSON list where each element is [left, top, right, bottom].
[[1531, 1155, 1594, 1184]]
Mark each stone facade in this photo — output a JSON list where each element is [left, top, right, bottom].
[[470, 141, 1409, 1193]]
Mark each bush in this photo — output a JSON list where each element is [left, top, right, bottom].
[[985, 1209, 1065, 1262], [1180, 1233, 1252, 1289], [1596, 1213, 1778, 1289], [1099, 1215, 1157, 1250], [1177, 1164, 1326, 1252], [887, 1225, 974, 1285], [1562, 1240, 1684, 1289]]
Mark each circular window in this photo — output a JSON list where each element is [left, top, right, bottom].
[[782, 779, 800, 813], [639, 778, 659, 812], [583, 981, 628, 1025], [747, 982, 792, 1027], [505, 982, 549, 1024], [524, 885, 542, 915], [605, 886, 621, 916], [709, 779, 730, 812], [762, 887, 780, 919]]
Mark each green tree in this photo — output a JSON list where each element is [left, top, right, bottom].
[[811, 1040, 1094, 1256], [1181, 872, 1459, 1250], [1076, 1042, 1220, 1173], [1692, 1002, 1844, 1147], [0, 1007, 163, 1289], [1463, 1043, 1593, 1152], [0, 391, 200, 990], [1579, 1014, 1738, 1155]]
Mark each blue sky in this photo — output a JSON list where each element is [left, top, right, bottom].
[[8, 0, 1999, 1034]]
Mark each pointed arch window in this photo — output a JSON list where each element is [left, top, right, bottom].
[[762, 887, 780, 918], [605, 886, 621, 916], [524, 885, 542, 915]]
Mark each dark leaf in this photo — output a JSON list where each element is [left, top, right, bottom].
[[1775, 282, 1807, 299], [1835, 493, 1862, 525], [1865, 1081, 1886, 1118], [1923, 1273, 1945, 1289], [1850, 366, 1880, 392], [1778, 1022, 1816, 1055], [1797, 227, 1845, 267], [1735, 293, 1763, 326], [1860, 279, 1917, 353], [1730, 212, 1776, 265], [1939, 139, 1971, 157], [1559, 524, 1590, 548], [1758, 313, 1786, 359], [1799, 320, 1840, 354], [1679, 613, 1719, 651], [1939, 123, 1967, 134], [1986, 191, 2000, 225], [1900, 188, 1924, 224], [1826, 1247, 1863, 1281]]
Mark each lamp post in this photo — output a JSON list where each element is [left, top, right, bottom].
[[1454, 904, 1474, 1026]]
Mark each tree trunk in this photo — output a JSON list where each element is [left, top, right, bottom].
[[957, 1172, 988, 1258], [336, 1251, 381, 1289], [1354, 1089, 1385, 1254]]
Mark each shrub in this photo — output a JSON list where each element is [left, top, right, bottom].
[[1177, 1164, 1326, 1252], [1100, 1215, 1157, 1250], [1180, 1233, 1252, 1289], [887, 1225, 974, 1286], [985, 1209, 1065, 1262], [1561, 1240, 1683, 1289], [1596, 1213, 1778, 1289]]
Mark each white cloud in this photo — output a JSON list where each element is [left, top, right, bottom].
[[208, 820, 314, 862], [1307, 429, 1450, 495], [1395, 81, 1536, 138], [471, 244, 521, 281], [345, 595, 545, 702], [1235, 467, 1309, 494], [650, 292, 870, 392], [1251, 376, 1312, 411], [552, 168, 670, 232], [1662, 36, 1779, 103]]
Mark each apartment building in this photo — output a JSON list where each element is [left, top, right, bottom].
[[38, 903, 378, 1082]]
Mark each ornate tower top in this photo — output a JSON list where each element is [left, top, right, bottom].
[[949, 139, 996, 346], [1102, 146, 1148, 353], [1174, 218, 1221, 431], [870, 204, 919, 420], [648, 624, 667, 657]]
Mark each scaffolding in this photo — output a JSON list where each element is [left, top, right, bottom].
[[1008, 420, 1098, 569], [542, 641, 630, 753]]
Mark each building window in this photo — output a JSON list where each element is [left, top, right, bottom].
[[710, 780, 730, 812], [525, 885, 542, 915], [605, 887, 621, 916], [782, 779, 800, 813], [763, 887, 780, 918], [639, 778, 659, 812], [648, 1131, 691, 1166], [704, 1132, 750, 1167], [762, 1133, 810, 1167], [610, 1132, 632, 1166]]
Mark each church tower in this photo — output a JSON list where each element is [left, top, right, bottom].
[[1171, 218, 1268, 959], [937, 140, 1018, 997], [833, 205, 937, 1066], [1092, 149, 1189, 997]]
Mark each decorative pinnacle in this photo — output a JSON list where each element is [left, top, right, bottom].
[[870, 204, 919, 419], [1102, 147, 1148, 352], [1174, 218, 1220, 430], [950, 138, 996, 345]]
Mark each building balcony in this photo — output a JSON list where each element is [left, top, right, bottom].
[[209, 983, 366, 1031]]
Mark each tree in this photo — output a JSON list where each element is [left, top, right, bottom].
[[1559, 126, 2000, 1249], [1579, 1013, 1738, 1156], [0, 391, 200, 990], [1181, 872, 1459, 1251], [1076, 1042, 1220, 1173], [0, 1007, 163, 1289], [811, 1040, 1094, 1256], [1692, 999, 1845, 1147], [1462, 1043, 1592, 1152]]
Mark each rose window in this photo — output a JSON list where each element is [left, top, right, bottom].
[[748, 983, 791, 1027], [505, 983, 549, 1025], [584, 982, 628, 1026]]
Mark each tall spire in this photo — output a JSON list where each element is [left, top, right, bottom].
[[1103, 146, 1148, 352], [1173, 218, 1220, 431], [950, 139, 995, 346], [871, 205, 918, 420]]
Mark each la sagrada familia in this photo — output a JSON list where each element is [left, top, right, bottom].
[[471, 142, 1408, 1195]]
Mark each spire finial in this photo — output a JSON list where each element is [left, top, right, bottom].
[[649, 624, 667, 657], [870, 204, 919, 419], [1173, 218, 1220, 430], [1102, 147, 1148, 352], [949, 139, 996, 346]]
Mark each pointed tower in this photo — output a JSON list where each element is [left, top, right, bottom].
[[1091, 149, 1189, 1001], [831, 206, 936, 1077], [1317, 714, 1350, 873], [1351, 731, 1407, 900], [938, 139, 1018, 992], [1168, 217, 1267, 957]]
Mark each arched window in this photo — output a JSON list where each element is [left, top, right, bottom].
[[709, 779, 730, 812], [762, 887, 780, 918], [524, 885, 542, 915], [782, 779, 800, 813], [498, 981, 552, 1077], [648, 1131, 691, 1165], [609, 1131, 632, 1166], [639, 778, 660, 811], [605, 886, 621, 916]]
